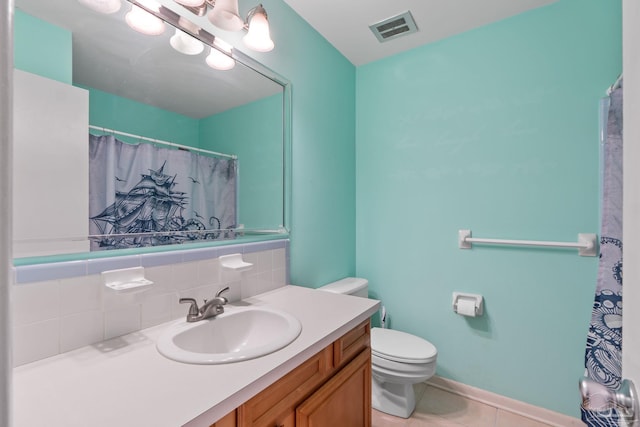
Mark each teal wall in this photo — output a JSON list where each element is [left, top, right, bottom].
[[86, 87, 199, 147], [14, 9, 71, 84], [13, 0, 623, 417], [90, 89, 285, 231], [14, 11, 198, 147], [239, 0, 357, 286], [199, 95, 283, 229], [355, 0, 621, 417]]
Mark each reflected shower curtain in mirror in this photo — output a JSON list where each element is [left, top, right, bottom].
[[581, 80, 623, 426], [89, 134, 237, 250]]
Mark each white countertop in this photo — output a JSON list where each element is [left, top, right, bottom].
[[13, 285, 380, 427]]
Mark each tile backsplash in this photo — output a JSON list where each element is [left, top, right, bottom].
[[12, 239, 289, 366]]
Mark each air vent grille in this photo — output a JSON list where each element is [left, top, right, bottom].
[[369, 11, 418, 43]]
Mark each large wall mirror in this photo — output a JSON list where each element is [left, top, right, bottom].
[[13, 0, 290, 264]]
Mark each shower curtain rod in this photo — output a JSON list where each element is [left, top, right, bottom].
[[89, 125, 237, 160]]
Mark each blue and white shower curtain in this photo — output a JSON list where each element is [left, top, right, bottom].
[[89, 134, 237, 250], [581, 81, 623, 426]]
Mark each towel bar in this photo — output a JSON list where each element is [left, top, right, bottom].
[[458, 229, 598, 257]]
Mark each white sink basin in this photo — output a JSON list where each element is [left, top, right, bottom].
[[156, 306, 302, 364]]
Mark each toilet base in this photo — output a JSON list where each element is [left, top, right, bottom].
[[371, 376, 416, 419]]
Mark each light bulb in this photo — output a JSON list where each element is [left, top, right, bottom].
[[208, 0, 243, 31], [77, 0, 121, 14], [170, 29, 205, 55], [125, 5, 165, 35], [173, 0, 205, 7], [206, 40, 235, 70], [243, 6, 274, 52]]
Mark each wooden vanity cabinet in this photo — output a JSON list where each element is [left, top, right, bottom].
[[238, 346, 334, 427], [296, 349, 371, 427], [221, 320, 371, 427], [210, 410, 237, 427], [333, 320, 370, 370]]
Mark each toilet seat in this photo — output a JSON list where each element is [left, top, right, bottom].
[[372, 353, 436, 381], [371, 327, 437, 364]]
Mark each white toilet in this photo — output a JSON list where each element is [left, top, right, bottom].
[[318, 277, 438, 418]]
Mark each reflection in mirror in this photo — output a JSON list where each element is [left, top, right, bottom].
[[13, 0, 289, 263]]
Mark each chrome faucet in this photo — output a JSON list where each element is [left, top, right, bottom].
[[179, 286, 230, 322]]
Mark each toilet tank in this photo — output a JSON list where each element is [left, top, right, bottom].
[[318, 277, 369, 298]]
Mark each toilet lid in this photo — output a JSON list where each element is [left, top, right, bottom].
[[371, 327, 437, 364]]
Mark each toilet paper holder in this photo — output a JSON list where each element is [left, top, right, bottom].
[[452, 292, 484, 316]]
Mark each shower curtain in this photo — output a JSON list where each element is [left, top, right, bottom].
[[89, 134, 237, 250], [581, 80, 623, 426]]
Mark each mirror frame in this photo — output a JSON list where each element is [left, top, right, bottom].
[[14, 0, 292, 266]]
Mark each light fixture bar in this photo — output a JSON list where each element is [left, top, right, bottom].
[[168, 0, 275, 52], [128, 0, 212, 44], [126, 0, 249, 67], [175, 0, 213, 17]]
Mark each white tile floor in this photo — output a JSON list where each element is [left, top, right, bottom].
[[372, 383, 555, 427]]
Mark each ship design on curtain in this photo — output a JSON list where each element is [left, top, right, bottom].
[[91, 162, 223, 248], [89, 134, 237, 250]]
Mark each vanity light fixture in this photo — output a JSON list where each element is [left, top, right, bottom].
[[173, 0, 275, 52], [170, 28, 205, 55], [208, 0, 244, 31], [126, 2, 166, 35], [242, 4, 273, 52], [177, 16, 202, 33], [173, 0, 206, 7], [206, 39, 235, 70], [77, 0, 122, 14]]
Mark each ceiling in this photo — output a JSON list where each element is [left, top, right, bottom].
[[281, 0, 558, 66], [14, 0, 558, 118], [15, 0, 283, 119]]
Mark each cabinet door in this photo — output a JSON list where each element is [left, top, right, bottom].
[[265, 411, 294, 427], [238, 346, 333, 427], [296, 349, 371, 427], [334, 320, 370, 369], [239, 408, 294, 427], [210, 409, 236, 427]]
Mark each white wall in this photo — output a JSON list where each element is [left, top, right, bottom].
[[12, 243, 288, 366], [13, 70, 89, 258]]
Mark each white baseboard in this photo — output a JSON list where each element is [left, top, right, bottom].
[[427, 376, 585, 427]]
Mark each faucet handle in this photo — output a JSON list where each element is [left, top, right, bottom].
[[179, 298, 199, 316], [216, 286, 230, 298]]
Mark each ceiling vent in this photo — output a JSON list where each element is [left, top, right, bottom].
[[369, 11, 418, 43]]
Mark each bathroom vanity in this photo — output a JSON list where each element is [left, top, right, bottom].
[[224, 319, 371, 427], [13, 285, 379, 427]]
